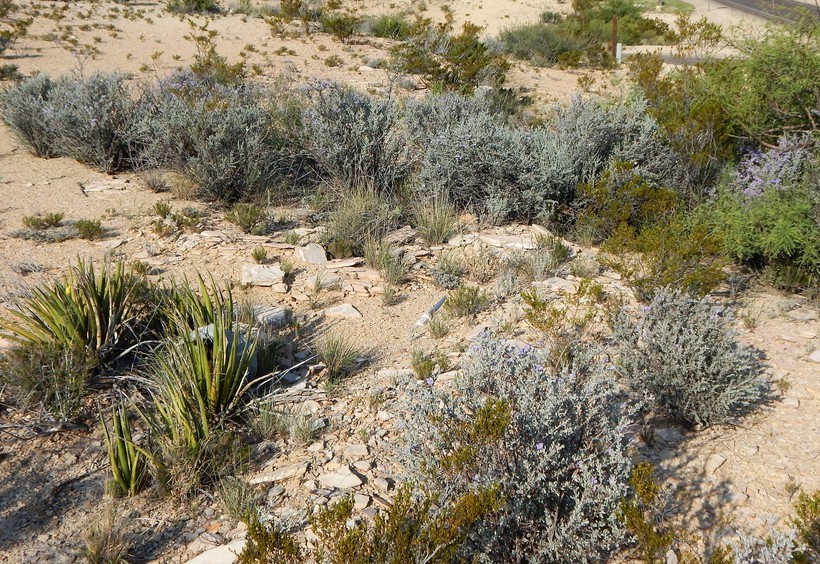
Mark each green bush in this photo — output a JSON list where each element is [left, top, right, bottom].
[[499, 23, 605, 67], [615, 290, 765, 427], [325, 189, 399, 256], [368, 13, 412, 39], [393, 17, 509, 94], [101, 405, 149, 497], [704, 138, 819, 290], [166, 0, 219, 13], [320, 10, 362, 43], [310, 484, 501, 563], [793, 489, 820, 562]]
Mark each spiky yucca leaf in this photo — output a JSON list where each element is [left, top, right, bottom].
[[100, 405, 149, 497]]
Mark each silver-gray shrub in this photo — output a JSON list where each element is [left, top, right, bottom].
[[728, 528, 803, 563], [520, 95, 683, 217], [48, 73, 137, 173], [401, 334, 634, 562], [2, 73, 137, 171], [1, 73, 58, 158], [415, 112, 528, 221], [129, 70, 292, 202], [615, 290, 764, 428], [300, 81, 410, 196]]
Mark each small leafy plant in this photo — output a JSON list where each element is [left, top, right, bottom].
[[22, 212, 64, 229], [443, 285, 487, 318]]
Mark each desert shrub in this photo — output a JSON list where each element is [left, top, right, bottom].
[[618, 462, 674, 563], [320, 9, 362, 43], [301, 82, 409, 196], [75, 218, 104, 240], [186, 20, 245, 85], [166, 0, 219, 13], [402, 335, 634, 561], [22, 212, 64, 229], [443, 285, 487, 317], [615, 290, 765, 427], [499, 23, 606, 67], [522, 95, 683, 221], [415, 111, 526, 220], [410, 348, 449, 380], [226, 202, 268, 233], [1, 73, 58, 157], [310, 484, 500, 564], [402, 91, 498, 149], [0, 259, 153, 361], [47, 73, 136, 173], [325, 189, 399, 255], [793, 489, 820, 562], [130, 70, 291, 202], [218, 476, 256, 522], [315, 333, 360, 383], [392, 17, 509, 94], [368, 13, 412, 39], [84, 508, 131, 564], [0, 343, 96, 420], [411, 197, 458, 244], [704, 136, 819, 290], [239, 511, 303, 563]]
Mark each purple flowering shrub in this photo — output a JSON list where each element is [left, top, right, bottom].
[[614, 290, 764, 428], [401, 334, 634, 562], [707, 135, 819, 289]]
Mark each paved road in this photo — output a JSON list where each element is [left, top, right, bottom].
[[715, 0, 819, 22]]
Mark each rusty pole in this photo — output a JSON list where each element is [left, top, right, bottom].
[[610, 15, 618, 60]]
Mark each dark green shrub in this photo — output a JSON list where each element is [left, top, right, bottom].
[[239, 511, 302, 563], [22, 212, 64, 229], [310, 483, 501, 563], [793, 489, 820, 562], [320, 10, 362, 43], [75, 219, 104, 240], [325, 189, 399, 255], [368, 13, 412, 39], [704, 137, 819, 290], [392, 18, 509, 94], [166, 0, 218, 13], [615, 290, 765, 427], [226, 202, 268, 233], [499, 23, 605, 67], [618, 462, 673, 563], [402, 336, 634, 561]]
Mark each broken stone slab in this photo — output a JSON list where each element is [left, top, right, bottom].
[[785, 308, 818, 322], [318, 466, 364, 489], [447, 233, 477, 247], [357, 269, 382, 283], [325, 304, 363, 319], [530, 224, 555, 238], [345, 444, 369, 458], [185, 538, 246, 564], [306, 271, 341, 290], [480, 233, 537, 250], [296, 242, 328, 265], [249, 462, 309, 485], [705, 454, 727, 475], [241, 264, 285, 287], [384, 225, 417, 245], [95, 238, 125, 249], [326, 257, 365, 270], [532, 277, 578, 294], [254, 306, 291, 328], [807, 349, 820, 364], [354, 493, 371, 510], [81, 178, 130, 193]]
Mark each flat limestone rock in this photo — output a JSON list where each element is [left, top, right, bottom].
[[533, 277, 578, 294], [249, 462, 309, 485], [254, 306, 291, 328], [480, 233, 537, 250], [318, 466, 363, 489], [185, 539, 245, 564], [241, 264, 284, 286], [296, 243, 328, 265], [808, 349, 820, 364], [325, 304, 362, 319], [306, 271, 341, 290]]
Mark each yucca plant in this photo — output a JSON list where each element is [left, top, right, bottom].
[[0, 259, 149, 362], [162, 274, 236, 331], [100, 404, 149, 497]]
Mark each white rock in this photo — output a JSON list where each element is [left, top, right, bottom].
[[353, 493, 371, 509], [373, 477, 390, 491], [185, 538, 245, 564], [786, 308, 818, 322], [782, 398, 800, 409], [705, 454, 726, 475], [296, 243, 328, 265], [808, 349, 820, 364], [249, 462, 309, 485], [241, 264, 284, 286], [325, 304, 363, 319], [353, 460, 372, 472], [480, 233, 536, 250], [254, 306, 291, 328], [306, 272, 341, 290], [533, 277, 578, 294], [345, 444, 369, 457], [655, 427, 683, 443], [318, 466, 363, 489]]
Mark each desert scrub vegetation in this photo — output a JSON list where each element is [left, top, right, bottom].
[[401, 334, 634, 561], [614, 290, 765, 428]]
